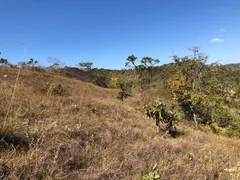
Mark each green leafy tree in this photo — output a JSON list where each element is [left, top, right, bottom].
[[88, 69, 110, 88], [77, 62, 93, 70], [141, 56, 160, 67], [27, 58, 38, 69], [168, 47, 236, 133], [125, 54, 160, 88], [125, 54, 138, 68], [168, 47, 208, 127], [0, 58, 8, 66], [145, 98, 178, 135], [172, 46, 207, 90]]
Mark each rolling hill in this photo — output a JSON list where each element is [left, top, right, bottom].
[[0, 66, 240, 179]]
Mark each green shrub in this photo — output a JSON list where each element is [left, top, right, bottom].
[[145, 98, 178, 134], [117, 79, 133, 101], [212, 107, 232, 127], [41, 83, 69, 96], [90, 70, 110, 88], [140, 171, 161, 180]]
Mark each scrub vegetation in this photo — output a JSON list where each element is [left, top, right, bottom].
[[0, 49, 240, 179]]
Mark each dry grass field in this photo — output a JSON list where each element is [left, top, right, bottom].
[[0, 67, 240, 179]]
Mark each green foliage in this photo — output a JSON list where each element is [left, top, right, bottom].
[[172, 53, 207, 90], [7, 63, 15, 68], [168, 48, 238, 134], [125, 54, 138, 68], [212, 107, 232, 127], [145, 98, 178, 134], [87, 104, 97, 114], [41, 83, 69, 96], [77, 62, 93, 70], [51, 83, 67, 96], [183, 153, 194, 162], [125, 54, 160, 89], [117, 79, 133, 101], [27, 58, 38, 70], [140, 171, 161, 180], [141, 57, 160, 67], [0, 58, 8, 66], [206, 122, 240, 137], [89, 69, 110, 88]]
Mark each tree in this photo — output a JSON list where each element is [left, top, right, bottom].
[[47, 56, 61, 73], [168, 47, 208, 127], [141, 56, 160, 67], [172, 46, 207, 90], [145, 98, 178, 135], [168, 47, 235, 132], [17, 61, 27, 68], [125, 54, 160, 88], [27, 58, 38, 69], [141, 56, 160, 82], [0, 58, 8, 66], [89, 68, 110, 88], [76, 62, 93, 70], [125, 54, 138, 68]]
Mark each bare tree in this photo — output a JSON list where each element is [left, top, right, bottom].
[[47, 56, 61, 74]]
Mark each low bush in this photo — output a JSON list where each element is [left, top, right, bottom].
[[41, 82, 69, 96], [117, 79, 133, 101]]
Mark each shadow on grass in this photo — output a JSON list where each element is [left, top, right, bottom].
[[94, 171, 123, 180], [170, 130, 185, 138], [0, 163, 10, 179], [158, 130, 185, 139], [0, 132, 29, 151]]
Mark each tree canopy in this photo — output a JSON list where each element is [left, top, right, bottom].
[[77, 62, 93, 70]]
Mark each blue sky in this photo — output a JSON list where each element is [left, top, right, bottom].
[[0, 0, 240, 69]]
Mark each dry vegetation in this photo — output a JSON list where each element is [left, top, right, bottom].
[[0, 67, 240, 179]]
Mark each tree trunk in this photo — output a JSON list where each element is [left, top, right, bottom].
[[156, 114, 160, 133], [193, 112, 198, 128], [190, 105, 198, 128]]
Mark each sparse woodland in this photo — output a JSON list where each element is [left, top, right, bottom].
[[0, 51, 240, 179]]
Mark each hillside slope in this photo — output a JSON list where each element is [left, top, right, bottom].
[[0, 67, 240, 179], [225, 63, 240, 69]]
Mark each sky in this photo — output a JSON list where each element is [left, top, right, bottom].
[[0, 0, 240, 69]]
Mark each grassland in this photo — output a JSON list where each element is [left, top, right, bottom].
[[0, 67, 240, 179]]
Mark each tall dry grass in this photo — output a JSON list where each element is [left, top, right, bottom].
[[0, 67, 239, 179]]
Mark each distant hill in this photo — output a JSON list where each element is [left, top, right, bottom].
[[225, 62, 240, 69], [60, 67, 89, 81]]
